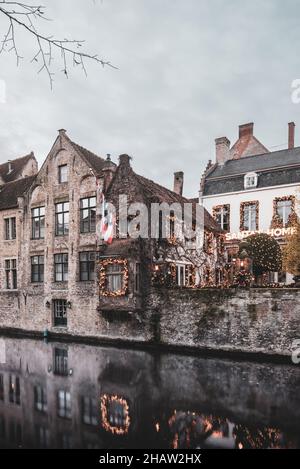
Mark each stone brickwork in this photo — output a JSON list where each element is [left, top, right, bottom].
[[1, 287, 300, 358], [146, 288, 300, 357]]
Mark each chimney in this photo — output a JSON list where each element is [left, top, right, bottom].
[[173, 171, 184, 196], [7, 160, 12, 174], [288, 122, 295, 149], [58, 129, 67, 136], [239, 122, 254, 139], [119, 154, 132, 166], [103, 154, 116, 191], [215, 137, 231, 166]]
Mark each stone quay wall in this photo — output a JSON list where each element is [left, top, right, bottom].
[[0, 288, 300, 359]]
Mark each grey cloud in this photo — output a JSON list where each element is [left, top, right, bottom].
[[0, 0, 299, 197]]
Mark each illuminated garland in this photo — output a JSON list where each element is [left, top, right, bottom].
[[240, 201, 259, 231], [271, 196, 296, 228], [212, 204, 230, 231], [240, 233, 282, 275], [204, 231, 214, 254], [100, 394, 130, 435], [185, 265, 196, 287], [99, 258, 129, 297]]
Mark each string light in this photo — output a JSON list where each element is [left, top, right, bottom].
[[99, 258, 129, 297], [101, 394, 130, 435]]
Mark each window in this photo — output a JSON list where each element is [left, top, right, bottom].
[[58, 165, 68, 184], [34, 386, 47, 413], [9, 375, 20, 405], [35, 426, 49, 449], [54, 254, 68, 282], [134, 263, 141, 293], [55, 202, 69, 236], [9, 420, 22, 447], [244, 172, 258, 189], [54, 348, 68, 376], [53, 300, 68, 327], [5, 259, 17, 290], [240, 201, 259, 231], [169, 211, 175, 239], [213, 205, 230, 231], [80, 197, 96, 233], [0, 374, 4, 401], [57, 390, 71, 419], [101, 394, 130, 435], [275, 197, 294, 226], [106, 263, 126, 293], [79, 252, 96, 281], [31, 207, 45, 239], [31, 256, 44, 283], [176, 265, 185, 287], [82, 397, 98, 426], [5, 218, 16, 240]]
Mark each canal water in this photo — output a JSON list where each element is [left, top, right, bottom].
[[0, 335, 299, 449]]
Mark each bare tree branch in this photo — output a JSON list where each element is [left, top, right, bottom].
[[0, 1, 116, 88]]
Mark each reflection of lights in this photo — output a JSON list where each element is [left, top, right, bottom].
[[100, 394, 130, 436], [155, 423, 160, 432], [238, 443, 243, 449]]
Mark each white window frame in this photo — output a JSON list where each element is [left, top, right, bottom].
[[244, 172, 258, 189]]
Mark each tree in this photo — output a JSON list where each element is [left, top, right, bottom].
[[240, 233, 282, 277], [283, 220, 300, 277], [0, 1, 116, 88]]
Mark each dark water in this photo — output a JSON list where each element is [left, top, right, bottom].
[[0, 335, 299, 449]]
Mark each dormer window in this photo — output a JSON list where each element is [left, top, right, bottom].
[[244, 172, 258, 189]]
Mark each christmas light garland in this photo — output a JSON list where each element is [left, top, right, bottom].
[[212, 204, 230, 231], [100, 394, 130, 435], [271, 196, 296, 228], [99, 258, 129, 297]]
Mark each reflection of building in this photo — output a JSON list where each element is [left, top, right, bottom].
[[200, 122, 300, 284], [0, 336, 299, 449]]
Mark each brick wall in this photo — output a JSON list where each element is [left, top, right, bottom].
[[1, 287, 300, 358]]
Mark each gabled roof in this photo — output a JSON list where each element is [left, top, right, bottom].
[[106, 157, 222, 232], [0, 176, 36, 211], [0, 154, 35, 183], [230, 135, 269, 160], [68, 140, 108, 174]]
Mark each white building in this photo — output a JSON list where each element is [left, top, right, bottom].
[[199, 122, 300, 284]]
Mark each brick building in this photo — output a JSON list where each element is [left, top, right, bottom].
[[0, 130, 222, 338]]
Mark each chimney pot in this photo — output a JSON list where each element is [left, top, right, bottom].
[[7, 160, 12, 174], [173, 171, 184, 196], [215, 137, 231, 166], [239, 122, 254, 139], [288, 122, 295, 149]]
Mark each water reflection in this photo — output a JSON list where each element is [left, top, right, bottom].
[[0, 335, 299, 449]]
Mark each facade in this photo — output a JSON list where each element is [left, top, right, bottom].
[[0, 130, 222, 337], [200, 122, 300, 284]]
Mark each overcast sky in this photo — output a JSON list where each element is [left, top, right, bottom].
[[0, 0, 299, 196]]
